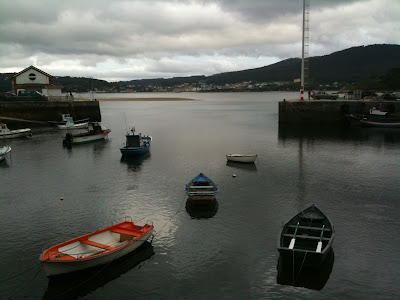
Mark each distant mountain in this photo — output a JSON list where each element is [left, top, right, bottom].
[[0, 44, 399, 93], [202, 44, 400, 85]]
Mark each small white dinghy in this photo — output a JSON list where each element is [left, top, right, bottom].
[[57, 117, 89, 130], [0, 123, 31, 139], [226, 154, 257, 163]]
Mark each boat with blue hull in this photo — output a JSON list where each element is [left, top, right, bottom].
[[185, 173, 219, 204], [346, 108, 400, 128], [120, 128, 152, 156]]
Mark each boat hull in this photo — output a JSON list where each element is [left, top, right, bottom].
[[0, 129, 31, 139], [0, 146, 11, 161], [187, 195, 217, 204], [64, 131, 110, 145], [41, 229, 153, 277], [360, 119, 400, 128], [57, 122, 89, 130], [277, 205, 334, 268], [120, 145, 150, 155], [226, 154, 257, 163]]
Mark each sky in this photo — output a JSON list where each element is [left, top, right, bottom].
[[0, 0, 399, 82]]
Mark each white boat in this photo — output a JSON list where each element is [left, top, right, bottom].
[[0, 146, 11, 161], [226, 154, 257, 163], [40, 219, 154, 277], [48, 114, 89, 126], [57, 117, 89, 130], [63, 122, 111, 145], [0, 123, 31, 139]]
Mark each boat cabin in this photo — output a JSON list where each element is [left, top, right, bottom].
[[126, 133, 142, 147]]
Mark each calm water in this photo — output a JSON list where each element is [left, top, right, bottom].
[[0, 92, 399, 299]]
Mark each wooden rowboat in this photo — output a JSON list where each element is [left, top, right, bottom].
[[40, 220, 154, 277], [277, 205, 334, 267], [185, 173, 218, 204], [226, 154, 257, 163]]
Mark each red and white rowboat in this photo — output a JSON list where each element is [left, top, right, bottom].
[[40, 220, 154, 277]]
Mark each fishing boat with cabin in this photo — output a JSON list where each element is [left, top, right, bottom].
[[277, 204, 334, 267], [120, 127, 152, 156], [40, 219, 154, 277], [57, 116, 89, 130], [63, 122, 111, 145]]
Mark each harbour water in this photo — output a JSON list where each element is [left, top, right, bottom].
[[0, 92, 399, 299]]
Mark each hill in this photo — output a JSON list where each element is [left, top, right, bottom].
[[0, 44, 399, 93]]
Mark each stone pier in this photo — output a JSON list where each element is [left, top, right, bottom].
[[278, 99, 400, 125], [0, 100, 101, 126]]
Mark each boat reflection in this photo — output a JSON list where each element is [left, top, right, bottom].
[[276, 248, 334, 291], [185, 199, 219, 219], [43, 242, 154, 300], [279, 123, 400, 145], [120, 152, 151, 172], [226, 160, 257, 172]]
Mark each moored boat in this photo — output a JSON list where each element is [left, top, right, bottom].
[[226, 154, 257, 163], [0, 123, 31, 139], [277, 204, 334, 268], [63, 122, 111, 145], [120, 127, 152, 156], [57, 117, 89, 130], [0, 146, 11, 161], [48, 114, 89, 126], [40, 220, 154, 277], [185, 173, 218, 204], [346, 113, 400, 128]]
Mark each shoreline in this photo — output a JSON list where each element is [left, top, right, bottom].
[[88, 97, 196, 101]]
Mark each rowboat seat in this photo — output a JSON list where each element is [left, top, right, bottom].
[[282, 233, 330, 241], [111, 227, 139, 237], [80, 239, 116, 251], [288, 225, 331, 231]]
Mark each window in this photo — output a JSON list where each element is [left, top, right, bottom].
[[28, 73, 36, 81]]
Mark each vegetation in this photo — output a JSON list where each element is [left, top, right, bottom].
[[0, 44, 399, 93]]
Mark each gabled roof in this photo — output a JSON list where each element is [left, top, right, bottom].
[[13, 65, 52, 78]]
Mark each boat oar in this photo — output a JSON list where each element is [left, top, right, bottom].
[[316, 225, 325, 253], [288, 222, 299, 250]]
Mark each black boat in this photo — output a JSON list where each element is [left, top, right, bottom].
[[277, 204, 335, 267]]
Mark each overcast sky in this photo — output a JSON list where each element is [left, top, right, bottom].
[[0, 0, 398, 82]]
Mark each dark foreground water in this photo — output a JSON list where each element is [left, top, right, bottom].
[[0, 92, 399, 299]]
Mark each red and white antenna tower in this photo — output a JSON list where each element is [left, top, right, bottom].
[[300, 0, 310, 101]]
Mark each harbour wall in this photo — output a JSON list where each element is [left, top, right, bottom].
[[278, 100, 400, 125], [0, 100, 101, 125]]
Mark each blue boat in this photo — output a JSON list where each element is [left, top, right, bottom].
[[185, 173, 218, 204], [120, 128, 152, 156]]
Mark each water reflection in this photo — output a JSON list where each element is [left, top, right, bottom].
[[185, 199, 219, 219], [43, 242, 154, 300], [278, 124, 400, 145], [276, 249, 334, 291], [120, 152, 151, 172], [226, 161, 257, 172], [0, 159, 10, 168]]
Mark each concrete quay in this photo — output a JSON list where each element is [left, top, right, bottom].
[[278, 99, 400, 125], [0, 100, 101, 127]]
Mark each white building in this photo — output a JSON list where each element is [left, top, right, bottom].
[[11, 65, 63, 96]]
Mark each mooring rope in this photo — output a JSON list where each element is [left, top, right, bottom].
[[3, 263, 42, 299], [156, 193, 187, 236]]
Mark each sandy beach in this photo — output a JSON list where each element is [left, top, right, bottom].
[[93, 97, 196, 101]]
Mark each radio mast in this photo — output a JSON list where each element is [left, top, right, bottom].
[[300, 0, 310, 100]]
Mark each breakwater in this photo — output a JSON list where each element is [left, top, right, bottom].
[[0, 100, 101, 126], [279, 100, 400, 125]]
